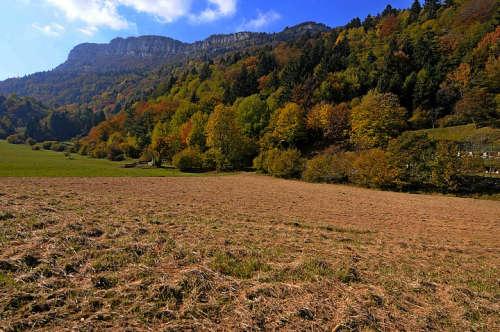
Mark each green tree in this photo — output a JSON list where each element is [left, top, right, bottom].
[[199, 63, 211, 81], [430, 141, 463, 192], [413, 69, 435, 110], [388, 132, 436, 188], [206, 105, 254, 169], [253, 148, 304, 178], [235, 94, 270, 138], [186, 111, 208, 150], [150, 122, 170, 167]]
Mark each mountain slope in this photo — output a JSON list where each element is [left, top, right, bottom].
[[0, 23, 329, 106]]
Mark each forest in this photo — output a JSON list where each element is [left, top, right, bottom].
[[2, 0, 499, 193]]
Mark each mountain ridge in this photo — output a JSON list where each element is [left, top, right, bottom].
[[56, 22, 329, 72]]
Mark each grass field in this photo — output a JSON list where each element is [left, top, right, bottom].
[[0, 175, 498, 330], [0, 140, 202, 177], [415, 124, 500, 147]]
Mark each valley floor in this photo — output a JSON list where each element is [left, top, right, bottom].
[[0, 174, 499, 330]]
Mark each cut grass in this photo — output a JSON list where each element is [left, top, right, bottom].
[[0, 140, 207, 177], [0, 176, 498, 330]]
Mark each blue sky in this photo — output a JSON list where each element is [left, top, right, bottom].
[[0, 0, 414, 80]]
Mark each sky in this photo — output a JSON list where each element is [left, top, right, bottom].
[[0, 0, 415, 80]]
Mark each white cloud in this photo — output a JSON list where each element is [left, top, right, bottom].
[[41, 0, 237, 34], [238, 10, 281, 31], [32, 22, 65, 36], [119, 0, 192, 23], [191, 0, 238, 23], [78, 26, 99, 36], [45, 0, 129, 30]]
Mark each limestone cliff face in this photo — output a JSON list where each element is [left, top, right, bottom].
[[67, 36, 187, 61], [59, 36, 189, 71]]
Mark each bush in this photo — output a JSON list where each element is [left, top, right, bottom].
[[78, 144, 89, 156], [139, 150, 153, 163], [6, 134, 25, 144], [429, 141, 464, 192], [90, 143, 107, 159], [107, 145, 125, 161], [25, 137, 36, 146], [172, 148, 204, 172], [350, 149, 394, 188], [303, 155, 333, 183], [200, 149, 219, 171], [50, 141, 65, 152], [254, 148, 304, 179], [387, 132, 436, 189], [41, 141, 54, 150], [302, 154, 351, 183], [31, 145, 41, 151]]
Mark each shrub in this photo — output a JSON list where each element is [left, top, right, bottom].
[[139, 150, 153, 163], [41, 141, 54, 150], [303, 155, 333, 183], [50, 141, 65, 152], [302, 154, 351, 183], [200, 149, 218, 171], [254, 148, 304, 178], [350, 149, 394, 188], [25, 137, 36, 146], [387, 132, 436, 189], [107, 145, 125, 161], [78, 144, 89, 156], [90, 143, 107, 159], [172, 148, 204, 172], [6, 134, 25, 144], [429, 141, 464, 192]]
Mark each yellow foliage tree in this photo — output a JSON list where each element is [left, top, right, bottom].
[[351, 90, 407, 149]]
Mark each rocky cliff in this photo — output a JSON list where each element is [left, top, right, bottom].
[[55, 22, 330, 72]]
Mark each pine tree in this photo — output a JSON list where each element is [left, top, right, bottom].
[[409, 0, 422, 23], [423, 0, 440, 19], [199, 63, 211, 81]]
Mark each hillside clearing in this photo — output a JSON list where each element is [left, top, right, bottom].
[[0, 175, 499, 330], [414, 124, 500, 147]]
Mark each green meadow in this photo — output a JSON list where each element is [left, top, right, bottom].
[[0, 140, 202, 177], [415, 124, 500, 147]]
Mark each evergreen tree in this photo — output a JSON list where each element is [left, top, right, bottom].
[[199, 63, 211, 81], [409, 0, 422, 23], [346, 17, 362, 29], [423, 0, 440, 19], [363, 15, 376, 30]]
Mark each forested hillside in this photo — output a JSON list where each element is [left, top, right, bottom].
[[3, 0, 500, 192]]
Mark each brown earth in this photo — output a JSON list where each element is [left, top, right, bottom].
[[0, 174, 499, 331]]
